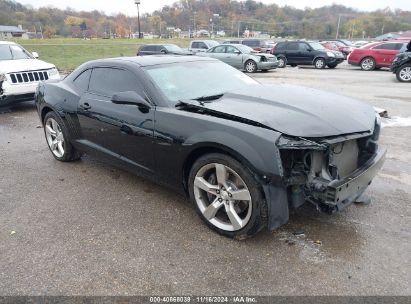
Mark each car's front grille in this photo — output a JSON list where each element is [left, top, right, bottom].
[[9, 71, 49, 84]]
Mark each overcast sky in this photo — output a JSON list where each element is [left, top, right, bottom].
[[20, 0, 411, 15]]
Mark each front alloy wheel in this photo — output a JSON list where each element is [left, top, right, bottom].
[[396, 64, 411, 82], [360, 57, 376, 71], [314, 58, 326, 69], [194, 163, 252, 231], [189, 153, 267, 238], [245, 60, 257, 73]]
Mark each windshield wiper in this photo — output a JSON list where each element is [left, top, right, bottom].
[[192, 93, 224, 102]]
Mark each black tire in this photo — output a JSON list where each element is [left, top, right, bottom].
[[277, 56, 287, 68], [188, 153, 267, 239], [244, 60, 257, 73], [290, 64, 297, 67], [396, 64, 411, 82], [43, 111, 81, 162], [360, 57, 376, 71], [327, 64, 337, 69], [314, 58, 326, 69]]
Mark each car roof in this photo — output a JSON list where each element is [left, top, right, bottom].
[[141, 43, 177, 46], [363, 40, 406, 49], [84, 56, 218, 68], [221, 43, 243, 47]]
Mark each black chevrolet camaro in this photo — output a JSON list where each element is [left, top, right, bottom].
[[35, 56, 386, 238]]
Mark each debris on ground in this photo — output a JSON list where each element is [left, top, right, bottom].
[[293, 230, 305, 236], [382, 116, 411, 128]]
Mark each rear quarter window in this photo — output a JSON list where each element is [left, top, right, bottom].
[[73, 69, 92, 93], [140, 45, 155, 52]]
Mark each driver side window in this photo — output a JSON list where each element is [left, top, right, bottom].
[[226, 46, 239, 54], [88, 67, 144, 99], [212, 46, 226, 53]]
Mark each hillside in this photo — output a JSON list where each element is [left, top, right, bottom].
[[1, 0, 411, 39]]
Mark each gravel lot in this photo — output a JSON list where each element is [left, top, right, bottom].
[[0, 63, 410, 296]]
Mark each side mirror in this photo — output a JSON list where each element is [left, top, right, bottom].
[[112, 91, 151, 110], [234, 50, 241, 55], [32, 52, 39, 59], [306, 48, 312, 52]]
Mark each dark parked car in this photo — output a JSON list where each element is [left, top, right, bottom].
[[272, 41, 345, 69], [391, 51, 411, 82], [223, 39, 274, 53], [35, 56, 385, 239], [137, 44, 191, 56]]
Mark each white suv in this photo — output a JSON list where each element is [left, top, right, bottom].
[[0, 41, 60, 107]]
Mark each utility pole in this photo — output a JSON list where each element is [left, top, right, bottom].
[[135, 0, 141, 39], [336, 14, 342, 39], [193, 12, 197, 36], [237, 21, 241, 38]]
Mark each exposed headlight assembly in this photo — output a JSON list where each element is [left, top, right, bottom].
[[0, 73, 5, 95]]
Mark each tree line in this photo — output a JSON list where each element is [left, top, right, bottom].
[[1, 0, 410, 39]]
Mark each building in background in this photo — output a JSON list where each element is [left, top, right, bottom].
[[0, 25, 26, 39], [376, 31, 411, 41]]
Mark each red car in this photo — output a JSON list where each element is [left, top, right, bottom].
[[348, 41, 407, 71]]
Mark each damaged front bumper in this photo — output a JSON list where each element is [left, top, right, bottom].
[[277, 120, 386, 214], [315, 146, 386, 212]]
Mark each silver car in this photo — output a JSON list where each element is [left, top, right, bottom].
[[199, 44, 278, 73]]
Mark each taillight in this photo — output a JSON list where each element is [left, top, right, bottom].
[[256, 47, 262, 52]]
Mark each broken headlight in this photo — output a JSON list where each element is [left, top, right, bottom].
[[48, 68, 59, 77], [0, 73, 5, 95]]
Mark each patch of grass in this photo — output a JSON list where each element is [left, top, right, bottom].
[[13, 38, 191, 71]]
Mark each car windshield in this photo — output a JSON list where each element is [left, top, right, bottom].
[[145, 60, 259, 105], [309, 42, 325, 50], [207, 41, 220, 47], [0, 44, 32, 60], [164, 44, 183, 52], [340, 39, 353, 46], [264, 41, 275, 47]]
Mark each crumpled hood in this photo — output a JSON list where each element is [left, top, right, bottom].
[[197, 84, 376, 138], [0, 59, 55, 74]]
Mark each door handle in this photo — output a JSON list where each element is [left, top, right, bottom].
[[80, 102, 91, 110]]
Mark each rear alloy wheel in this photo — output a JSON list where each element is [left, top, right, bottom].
[[277, 57, 286, 68], [245, 60, 257, 73], [189, 153, 267, 239], [396, 64, 411, 82], [43, 112, 81, 162], [360, 57, 376, 71], [314, 58, 326, 69]]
